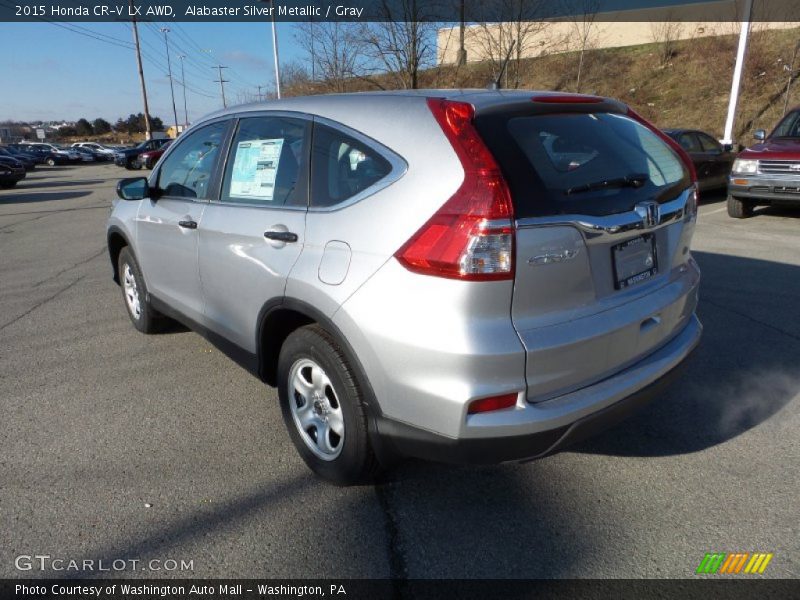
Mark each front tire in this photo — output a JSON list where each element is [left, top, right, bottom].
[[46, 158, 56, 167], [117, 247, 162, 333], [727, 195, 754, 218], [278, 325, 380, 485]]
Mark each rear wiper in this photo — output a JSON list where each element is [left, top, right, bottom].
[[565, 173, 649, 195]]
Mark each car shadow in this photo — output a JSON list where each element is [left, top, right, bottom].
[[573, 250, 799, 458], [698, 187, 727, 205], [36, 166, 77, 172], [0, 190, 93, 204], [14, 179, 106, 190], [757, 204, 800, 218]]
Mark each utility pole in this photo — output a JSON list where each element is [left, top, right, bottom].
[[457, 0, 467, 66], [213, 65, 229, 108], [723, 0, 754, 145], [310, 18, 315, 81], [160, 28, 179, 137], [178, 55, 189, 127], [271, 0, 281, 98], [257, 85, 264, 101], [129, 0, 152, 140], [783, 40, 800, 116]]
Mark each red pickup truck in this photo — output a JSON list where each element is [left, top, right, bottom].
[[728, 107, 800, 218], [134, 140, 172, 170]]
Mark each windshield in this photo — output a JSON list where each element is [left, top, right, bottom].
[[476, 110, 689, 218], [770, 110, 800, 138]]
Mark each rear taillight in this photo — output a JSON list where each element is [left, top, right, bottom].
[[394, 99, 514, 281]]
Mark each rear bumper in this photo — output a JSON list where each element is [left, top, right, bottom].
[[376, 314, 701, 464], [729, 176, 800, 203]]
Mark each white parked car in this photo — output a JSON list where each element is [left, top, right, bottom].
[[72, 142, 116, 156]]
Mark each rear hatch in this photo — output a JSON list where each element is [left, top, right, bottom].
[[475, 99, 697, 402]]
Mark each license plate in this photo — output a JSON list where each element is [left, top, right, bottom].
[[612, 234, 658, 289]]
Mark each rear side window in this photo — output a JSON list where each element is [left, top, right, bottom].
[[476, 111, 689, 218], [310, 123, 391, 208]]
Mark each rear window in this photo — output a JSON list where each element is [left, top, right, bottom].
[[475, 111, 690, 218]]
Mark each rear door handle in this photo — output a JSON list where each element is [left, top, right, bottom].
[[264, 230, 298, 243], [178, 220, 197, 230]]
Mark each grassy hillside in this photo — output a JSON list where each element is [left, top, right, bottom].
[[287, 26, 800, 143]]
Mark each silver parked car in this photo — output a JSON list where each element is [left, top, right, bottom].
[[107, 91, 702, 484]]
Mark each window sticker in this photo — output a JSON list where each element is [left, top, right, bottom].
[[229, 138, 284, 201]]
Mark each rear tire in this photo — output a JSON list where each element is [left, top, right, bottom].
[[277, 325, 381, 485], [727, 195, 754, 218], [0, 181, 17, 189], [117, 247, 162, 334]]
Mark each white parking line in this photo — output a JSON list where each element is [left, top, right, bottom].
[[702, 207, 727, 216]]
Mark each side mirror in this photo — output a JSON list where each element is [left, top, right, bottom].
[[721, 143, 734, 153], [753, 129, 767, 141], [116, 177, 149, 201]]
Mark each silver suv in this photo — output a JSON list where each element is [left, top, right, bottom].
[[107, 91, 702, 484]]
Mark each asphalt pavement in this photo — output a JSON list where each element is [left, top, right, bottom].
[[1, 164, 798, 579]]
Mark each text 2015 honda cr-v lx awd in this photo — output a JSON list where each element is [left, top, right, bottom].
[[107, 91, 702, 484]]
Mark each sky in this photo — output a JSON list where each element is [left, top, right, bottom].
[[0, 0, 737, 126], [0, 22, 307, 124]]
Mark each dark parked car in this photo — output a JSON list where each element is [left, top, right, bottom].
[[664, 129, 735, 192], [114, 138, 172, 169], [134, 140, 172, 169], [727, 107, 800, 218], [0, 155, 27, 188], [9, 144, 69, 166], [4, 145, 44, 165], [0, 147, 35, 170]]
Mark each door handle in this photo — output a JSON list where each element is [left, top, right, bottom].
[[264, 230, 298, 243], [178, 220, 197, 230]]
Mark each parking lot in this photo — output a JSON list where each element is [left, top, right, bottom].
[[0, 163, 798, 579]]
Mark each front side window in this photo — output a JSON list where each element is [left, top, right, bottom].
[[220, 116, 309, 207], [310, 123, 391, 208], [156, 121, 227, 200], [697, 133, 722, 153], [678, 133, 702, 153]]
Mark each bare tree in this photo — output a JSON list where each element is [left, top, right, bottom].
[[279, 60, 313, 97], [360, 0, 439, 89], [650, 13, 684, 66], [563, 0, 600, 92], [471, 0, 553, 89], [293, 22, 365, 93]]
